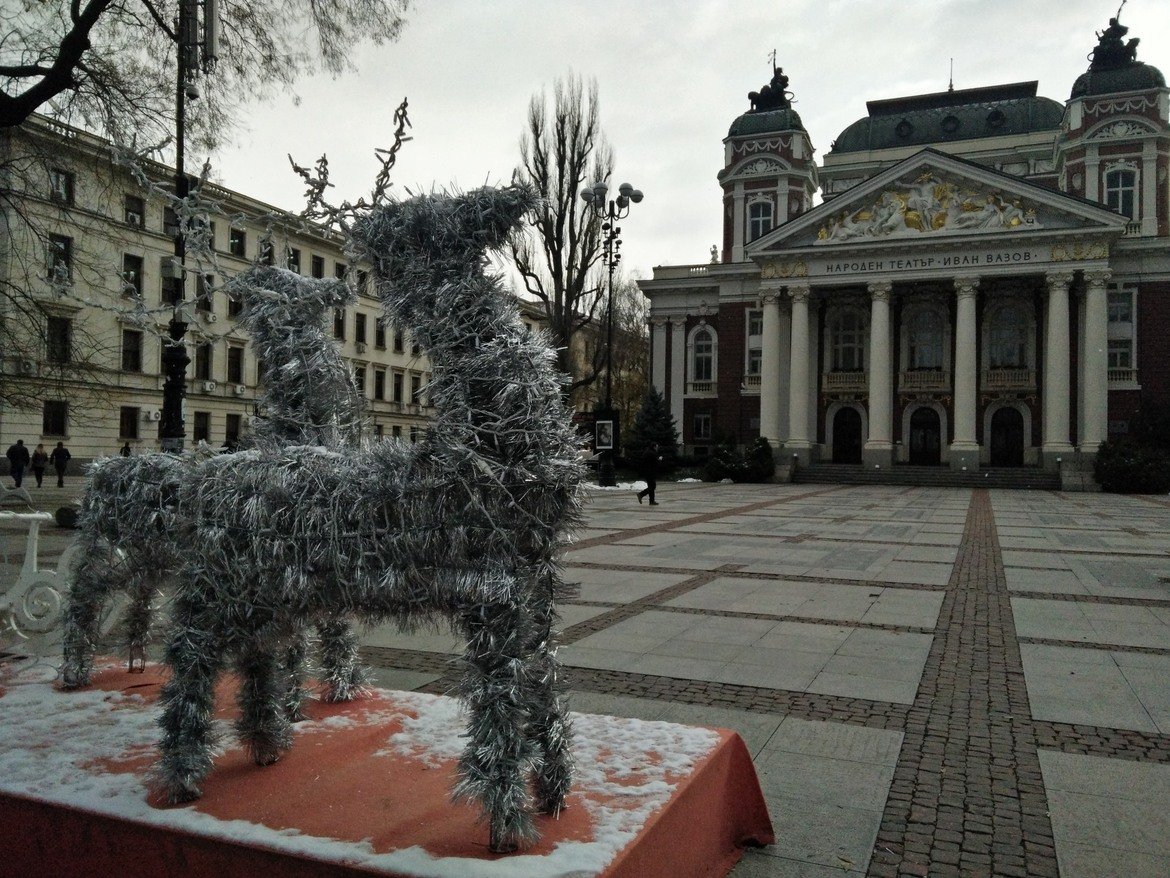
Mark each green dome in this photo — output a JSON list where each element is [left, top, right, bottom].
[[1071, 62, 1166, 98], [728, 107, 806, 138], [830, 82, 1062, 154]]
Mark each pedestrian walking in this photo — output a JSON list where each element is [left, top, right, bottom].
[[5, 439, 30, 488], [30, 443, 49, 487], [120, 442, 132, 457], [636, 442, 662, 506], [49, 441, 71, 487]]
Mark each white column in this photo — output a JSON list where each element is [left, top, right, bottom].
[[669, 317, 686, 432], [786, 284, 812, 459], [732, 183, 745, 262], [651, 319, 668, 397], [759, 289, 783, 446], [1080, 268, 1111, 452], [865, 281, 893, 463], [1043, 270, 1075, 462], [951, 276, 980, 468], [1142, 142, 1158, 235]]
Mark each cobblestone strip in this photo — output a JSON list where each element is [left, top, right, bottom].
[[868, 490, 1058, 878], [567, 560, 947, 592], [1033, 720, 1170, 763], [1017, 635, 1170, 656], [1007, 591, 1170, 608]]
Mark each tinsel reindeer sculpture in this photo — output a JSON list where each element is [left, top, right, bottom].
[[155, 185, 584, 853], [61, 267, 367, 706]]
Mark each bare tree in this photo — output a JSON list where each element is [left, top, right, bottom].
[[510, 74, 613, 398]]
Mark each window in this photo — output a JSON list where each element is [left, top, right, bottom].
[[392, 371, 404, 403], [258, 239, 274, 266], [1104, 168, 1136, 219], [353, 364, 366, 394], [42, 401, 68, 436], [161, 272, 181, 305], [227, 346, 244, 384], [410, 374, 421, 403], [124, 194, 145, 227], [48, 234, 72, 282], [195, 274, 214, 312], [409, 426, 420, 443], [311, 255, 325, 278], [119, 407, 140, 440], [121, 329, 143, 372], [988, 306, 1026, 368], [747, 309, 763, 337], [286, 247, 301, 273], [692, 327, 714, 381], [411, 337, 421, 356], [374, 424, 384, 439], [228, 293, 243, 318], [164, 206, 180, 237], [229, 228, 247, 257], [194, 343, 212, 380], [225, 414, 242, 447], [355, 312, 368, 344], [334, 262, 347, 279], [356, 270, 369, 294], [393, 329, 404, 353], [1108, 338, 1133, 369], [206, 221, 217, 251], [1107, 284, 1137, 379], [392, 425, 402, 439], [46, 316, 71, 363], [49, 168, 74, 204], [906, 310, 944, 370], [193, 411, 210, 443], [375, 320, 386, 349], [694, 413, 712, 441], [122, 254, 144, 297], [374, 369, 386, 400], [748, 201, 773, 241], [831, 311, 865, 371], [333, 308, 346, 339], [747, 348, 762, 376], [1107, 291, 1133, 324]]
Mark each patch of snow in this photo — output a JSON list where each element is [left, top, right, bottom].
[[581, 481, 643, 492], [676, 478, 702, 483]]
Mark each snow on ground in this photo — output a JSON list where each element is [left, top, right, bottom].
[[0, 660, 719, 878]]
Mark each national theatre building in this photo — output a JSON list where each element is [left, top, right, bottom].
[[638, 16, 1169, 478]]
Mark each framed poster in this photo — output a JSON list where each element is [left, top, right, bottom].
[[595, 419, 615, 451]]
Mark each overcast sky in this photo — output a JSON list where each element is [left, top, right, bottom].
[[210, 0, 1170, 282]]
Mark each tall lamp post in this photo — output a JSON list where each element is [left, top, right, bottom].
[[580, 180, 643, 486], [160, 0, 217, 453]]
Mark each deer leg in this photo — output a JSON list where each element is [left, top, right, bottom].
[[61, 538, 119, 688], [236, 639, 293, 766], [280, 626, 312, 722], [454, 597, 538, 853], [156, 595, 225, 804], [524, 573, 574, 816], [316, 613, 367, 703]]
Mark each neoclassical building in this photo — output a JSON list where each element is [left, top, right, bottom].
[[639, 16, 1169, 474]]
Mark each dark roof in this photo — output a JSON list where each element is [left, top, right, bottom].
[[727, 107, 806, 138], [829, 81, 1063, 154], [1071, 62, 1166, 98]]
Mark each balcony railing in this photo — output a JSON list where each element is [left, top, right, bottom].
[[983, 368, 1035, 391], [741, 374, 761, 394], [899, 370, 950, 392], [823, 371, 867, 393], [1123, 221, 1142, 237], [652, 263, 711, 280], [687, 380, 715, 394], [1108, 367, 1138, 384]]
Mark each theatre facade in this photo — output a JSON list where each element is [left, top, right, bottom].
[[638, 17, 1170, 474]]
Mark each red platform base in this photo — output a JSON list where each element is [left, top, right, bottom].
[[0, 659, 773, 877]]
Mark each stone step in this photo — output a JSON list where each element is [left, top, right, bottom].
[[792, 464, 1061, 490]]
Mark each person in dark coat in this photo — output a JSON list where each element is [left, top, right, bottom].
[[120, 442, 132, 457], [31, 443, 49, 487], [5, 439, 30, 488], [636, 442, 661, 506], [49, 441, 71, 487]]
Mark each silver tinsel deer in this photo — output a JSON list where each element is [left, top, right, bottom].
[[154, 185, 583, 852], [61, 267, 367, 708]]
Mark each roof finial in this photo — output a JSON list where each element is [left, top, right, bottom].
[[948, 58, 954, 92]]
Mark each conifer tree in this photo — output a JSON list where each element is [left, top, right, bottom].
[[626, 387, 679, 463]]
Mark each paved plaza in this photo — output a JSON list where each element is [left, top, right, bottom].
[[5, 480, 1170, 876]]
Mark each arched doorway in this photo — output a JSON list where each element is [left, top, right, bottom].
[[990, 406, 1025, 467], [909, 407, 942, 465], [832, 407, 863, 464]]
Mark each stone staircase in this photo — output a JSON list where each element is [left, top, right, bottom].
[[792, 463, 1062, 490]]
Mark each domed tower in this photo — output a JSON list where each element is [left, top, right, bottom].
[[1056, 13, 1169, 236], [719, 66, 818, 263]]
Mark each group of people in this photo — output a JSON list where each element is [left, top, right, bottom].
[[4, 440, 71, 489]]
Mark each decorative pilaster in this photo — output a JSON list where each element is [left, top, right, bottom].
[[732, 183, 745, 262], [865, 281, 893, 466], [651, 319, 668, 398], [759, 289, 783, 447], [1080, 268, 1111, 453], [669, 317, 686, 433], [950, 276, 980, 470], [1043, 270, 1075, 465], [786, 284, 812, 462]]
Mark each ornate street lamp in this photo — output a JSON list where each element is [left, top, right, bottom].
[[160, 0, 217, 453], [580, 180, 643, 486]]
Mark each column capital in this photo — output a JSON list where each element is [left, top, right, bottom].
[[650, 317, 671, 329], [787, 283, 811, 304], [760, 292, 783, 306], [669, 315, 688, 328], [867, 280, 893, 302], [1045, 270, 1075, 292], [953, 276, 980, 300], [1083, 267, 1112, 290]]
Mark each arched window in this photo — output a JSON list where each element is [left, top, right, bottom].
[[831, 310, 865, 371], [1104, 168, 1136, 219], [748, 201, 773, 241], [988, 306, 1026, 368], [907, 310, 944, 370], [692, 327, 714, 381]]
